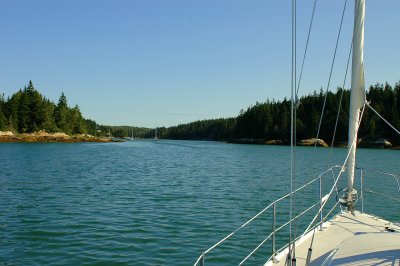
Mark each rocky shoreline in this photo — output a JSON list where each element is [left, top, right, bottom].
[[229, 138, 329, 147], [1, 131, 398, 148], [0, 131, 115, 143], [229, 137, 399, 149]]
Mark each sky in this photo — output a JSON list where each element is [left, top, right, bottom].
[[0, 0, 399, 128]]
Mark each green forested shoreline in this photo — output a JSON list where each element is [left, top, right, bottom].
[[0, 81, 92, 135], [155, 82, 400, 145], [0, 81, 149, 138], [1, 81, 399, 145]]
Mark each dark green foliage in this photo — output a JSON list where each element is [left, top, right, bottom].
[[157, 118, 236, 140], [163, 82, 400, 145], [67, 105, 87, 134], [395, 82, 400, 131], [54, 92, 69, 133], [361, 83, 400, 145], [1, 81, 94, 135], [96, 125, 151, 138], [85, 119, 98, 136], [0, 94, 6, 130], [2, 80, 399, 145], [39, 99, 58, 132], [236, 101, 273, 139], [4, 90, 22, 131], [18, 87, 31, 132]]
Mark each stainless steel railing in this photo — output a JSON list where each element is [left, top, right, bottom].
[[194, 166, 399, 266], [357, 167, 400, 214]]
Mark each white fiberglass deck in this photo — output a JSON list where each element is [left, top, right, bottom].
[[266, 211, 400, 266]]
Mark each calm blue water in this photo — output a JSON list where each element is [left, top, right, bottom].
[[0, 140, 399, 265]]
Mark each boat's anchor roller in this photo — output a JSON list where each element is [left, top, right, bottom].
[[338, 188, 358, 214]]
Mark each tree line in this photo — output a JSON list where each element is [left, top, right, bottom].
[[0, 81, 91, 135], [156, 82, 400, 145], [150, 118, 236, 140], [97, 125, 150, 138], [0, 81, 152, 137], [1, 81, 399, 145]]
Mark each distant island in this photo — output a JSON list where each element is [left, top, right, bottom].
[[0, 81, 149, 143], [1, 80, 399, 147]]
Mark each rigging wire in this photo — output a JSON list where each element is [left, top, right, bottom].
[[289, 0, 296, 263], [290, 0, 319, 254], [305, 103, 367, 264], [307, 0, 350, 258], [296, 0, 351, 234], [365, 102, 400, 136], [328, 42, 353, 210], [314, 0, 348, 148], [330, 42, 353, 149], [295, 0, 318, 99], [292, 0, 349, 251]]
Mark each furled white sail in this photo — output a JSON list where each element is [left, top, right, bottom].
[[347, 0, 366, 192]]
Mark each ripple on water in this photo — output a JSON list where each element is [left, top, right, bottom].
[[0, 141, 398, 265]]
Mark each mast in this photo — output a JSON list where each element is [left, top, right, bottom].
[[346, 0, 365, 195]]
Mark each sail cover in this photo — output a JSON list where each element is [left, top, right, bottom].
[[347, 0, 366, 190]]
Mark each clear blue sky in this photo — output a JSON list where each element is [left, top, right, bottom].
[[1, 1, 399, 128]]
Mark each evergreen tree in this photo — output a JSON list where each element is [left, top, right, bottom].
[[394, 81, 400, 142], [68, 105, 86, 134], [39, 99, 58, 132], [1, 82, 96, 135], [26, 80, 43, 132], [18, 87, 31, 133], [54, 92, 68, 132], [4, 90, 22, 132], [85, 119, 97, 136], [2, 80, 400, 145], [0, 94, 6, 130]]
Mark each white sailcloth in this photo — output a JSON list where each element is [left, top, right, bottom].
[[347, 0, 366, 191]]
